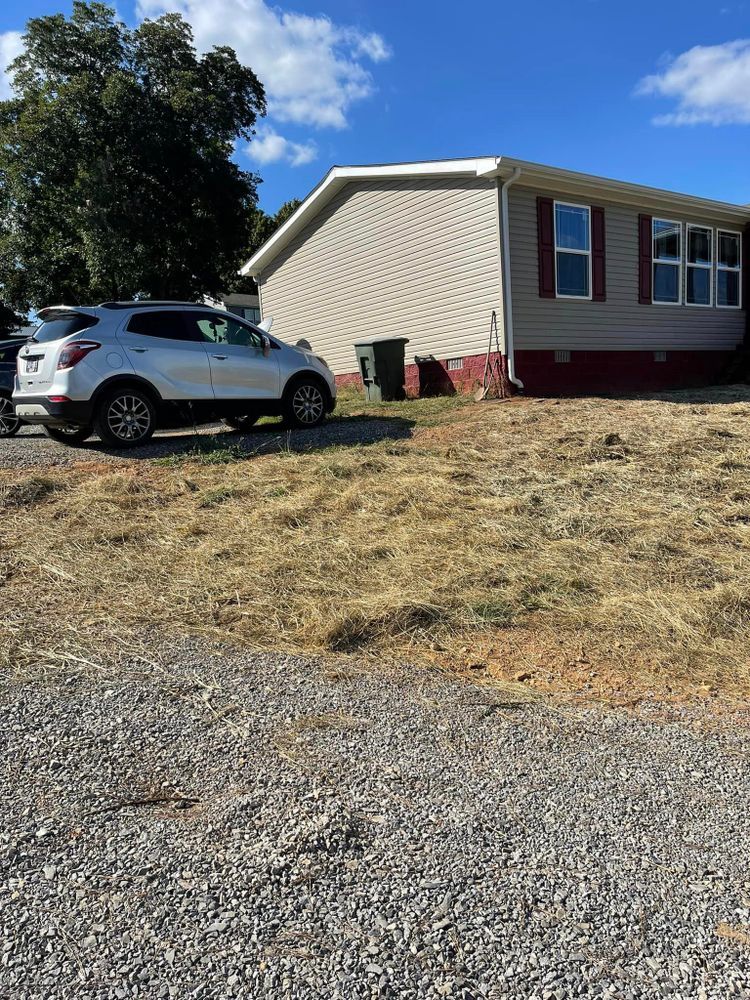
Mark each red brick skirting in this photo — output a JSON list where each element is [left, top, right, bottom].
[[335, 349, 736, 397], [336, 352, 500, 397], [514, 349, 735, 395]]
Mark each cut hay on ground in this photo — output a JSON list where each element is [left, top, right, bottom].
[[2, 386, 750, 699]]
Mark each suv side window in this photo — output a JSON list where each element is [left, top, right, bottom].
[[126, 311, 193, 340], [186, 312, 262, 350]]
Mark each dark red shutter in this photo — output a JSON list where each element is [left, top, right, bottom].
[[591, 206, 606, 302], [638, 214, 652, 305], [537, 197, 556, 298]]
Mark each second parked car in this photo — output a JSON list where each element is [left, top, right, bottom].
[[13, 302, 337, 448], [0, 338, 26, 437]]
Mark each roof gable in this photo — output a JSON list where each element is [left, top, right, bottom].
[[241, 156, 750, 276]]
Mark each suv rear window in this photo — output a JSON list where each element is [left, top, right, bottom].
[[127, 311, 193, 340], [32, 314, 99, 343]]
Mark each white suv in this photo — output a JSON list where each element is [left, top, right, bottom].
[[13, 302, 337, 448]]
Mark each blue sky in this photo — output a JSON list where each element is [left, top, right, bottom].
[[2, 0, 750, 212]]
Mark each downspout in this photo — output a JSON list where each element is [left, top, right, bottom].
[[498, 167, 524, 390]]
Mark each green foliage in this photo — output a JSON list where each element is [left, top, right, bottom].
[[273, 199, 302, 228], [0, 301, 26, 338], [0, 1, 266, 311], [229, 198, 302, 295], [153, 435, 248, 466]]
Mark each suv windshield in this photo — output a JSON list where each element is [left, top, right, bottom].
[[31, 314, 99, 343]]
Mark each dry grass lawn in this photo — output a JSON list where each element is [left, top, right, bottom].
[[2, 385, 750, 701]]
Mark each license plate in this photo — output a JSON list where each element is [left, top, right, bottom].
[[26, 359, 38, 373]]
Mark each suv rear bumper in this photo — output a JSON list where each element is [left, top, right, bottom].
[[12, 395, 93, 427]]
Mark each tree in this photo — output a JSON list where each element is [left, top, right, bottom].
[[0, 302, 25, 338], [273, 199, 302, 229], [247, 199, 301, 259], [0, 1, 266, 311], [230, 198, 302, 295]]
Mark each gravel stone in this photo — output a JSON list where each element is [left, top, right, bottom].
[[1, 639, 749, 999], [1, 416, 412, 468]]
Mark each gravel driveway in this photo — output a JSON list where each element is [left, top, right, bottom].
[[1, 416, 414, 469], [1, 642, 748, 999]]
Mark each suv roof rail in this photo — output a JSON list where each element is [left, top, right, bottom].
[[98, 300, 205, 310]]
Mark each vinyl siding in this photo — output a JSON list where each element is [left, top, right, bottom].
[[259, 177, 503, 375], [508, 183, 746, 351]]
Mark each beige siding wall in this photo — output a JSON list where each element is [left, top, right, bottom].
[[508, 183, 746, 351], [259, 177, 503, 375]]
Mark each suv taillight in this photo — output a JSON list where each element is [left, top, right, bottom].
[[57, 341, 101, 370]]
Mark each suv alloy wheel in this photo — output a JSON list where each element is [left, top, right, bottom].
[[285, 380, 326, 429], [94, 386, 156, 448], [0, 394, 21, 437]]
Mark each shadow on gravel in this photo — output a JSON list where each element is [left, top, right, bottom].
[[66, 415, 417, 462]]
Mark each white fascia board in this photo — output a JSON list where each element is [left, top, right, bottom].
[[240, 154, 750, 277], [240, 158, 500, 276], [493, 157, 750, 223]]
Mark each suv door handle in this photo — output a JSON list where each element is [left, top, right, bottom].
[[212, 354, 228, 360], [129, 347, 148, 353]]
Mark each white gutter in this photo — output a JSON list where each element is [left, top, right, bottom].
[[242, 156, 750, 278], [499, 166, 523, 390]]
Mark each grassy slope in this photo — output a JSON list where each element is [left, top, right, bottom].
[[2, 385, 750, 700]]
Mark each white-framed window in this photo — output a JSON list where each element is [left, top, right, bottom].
[[446, 357, 463, 371], [685, 225, 713, 307], [554, 202, 591, 299], [717, 230, 742, 309], [653, 219, 682, 304]]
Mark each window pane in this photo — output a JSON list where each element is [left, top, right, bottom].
[[34, 315, 99, 343], [653, 220, 681, 261], [688, 227, 711, 265], [185, 312, 263, 347], [686, 267, 711, 306], [227, 304, 261, 324], [555, 204, 590, 251], [556, 251, 589, 297], [0, 342, 22, 364], [717, 269, 740, 307], [126, 311, 189, 340], [718, 232, 740, 270], [653, 263, 680, 303], [225, 318, 261, 348], [184, 312, 228, 343]]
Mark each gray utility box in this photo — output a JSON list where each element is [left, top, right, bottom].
[[353, 336, 410, 403]]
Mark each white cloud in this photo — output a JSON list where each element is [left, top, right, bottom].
[[246, 127, 317, 166], [0, 31, 24, 100], [637, 39, 750, 125], [136, 0, 391, 129]]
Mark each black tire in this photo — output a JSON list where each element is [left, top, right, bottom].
[[283, 377, 327, 429], [94, 386, 157, 448], [222, 414, 259, 432], [0, 393, 21, 437], [44, 424, 94, 446]]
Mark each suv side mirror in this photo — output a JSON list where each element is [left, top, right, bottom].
[[261, 334, 271, 358]]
